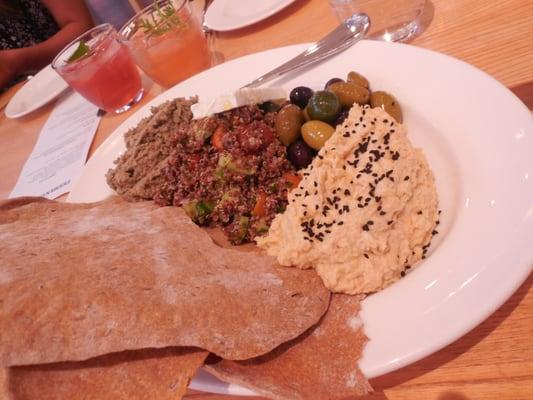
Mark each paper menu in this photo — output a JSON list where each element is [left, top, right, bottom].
[[9, 92, 101, 200]]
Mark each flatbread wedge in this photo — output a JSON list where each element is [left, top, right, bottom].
[[206, 294, 372, 400], [8, 347, 207, 400], [0, 197, 330, 366]]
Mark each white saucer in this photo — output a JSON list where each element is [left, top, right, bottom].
[[204, 0, 297, 32], [5, 64, 69, 119]]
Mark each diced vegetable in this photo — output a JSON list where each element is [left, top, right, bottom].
[[183, 200, 214, 223], [252, 191, 268, 217], [196, 200, 215, 219], [211, 125, 226, 151], [234, 216, 250, 243], [282, 172, 302, 189]]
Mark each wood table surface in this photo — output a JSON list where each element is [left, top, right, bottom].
[[0, 0, 531, 399]]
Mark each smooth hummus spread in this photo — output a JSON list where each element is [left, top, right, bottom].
[[256, 105, 439, 294]]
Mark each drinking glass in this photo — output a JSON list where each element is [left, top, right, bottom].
[[329, 0, 433, 42], [120, 0, 211, 88], [52, 23, 144, 114]]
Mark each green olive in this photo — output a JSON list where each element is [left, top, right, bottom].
[[301, 120, 335, 150], [328, 81, 370, 108], [370, 91, 403, 123], [275, 104, 304, 146], [307, 90, 342, 122], [347, 71, 369, 89]]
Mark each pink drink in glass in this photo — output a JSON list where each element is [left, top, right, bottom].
[[53, 24, 143, 113]]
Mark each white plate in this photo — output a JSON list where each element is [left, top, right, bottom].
[[5, 64, 69, 118], [204, 0, 297, 32], [68, 41, 533, 395]]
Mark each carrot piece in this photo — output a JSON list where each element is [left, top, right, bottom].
[[282, 172, 302, 190], [211, 126, 225, 151], [252, 191, 268, 217]]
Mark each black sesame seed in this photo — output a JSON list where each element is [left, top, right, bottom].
[[344, 189, 350, 196], [364, 253, 369, 259], [404, 176, 410, 181]]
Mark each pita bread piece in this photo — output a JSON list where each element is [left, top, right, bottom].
[[8, 347, 207, 400], [0, 197, 330, 366], [0, 368, 9, 400], [206, 294, 372, 400]]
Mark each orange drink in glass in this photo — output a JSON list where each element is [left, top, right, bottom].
[[120, 0, 211, 88], [52, 24, 144, 113]]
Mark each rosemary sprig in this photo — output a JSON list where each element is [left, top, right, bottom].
[[138, 1, 185, 36]]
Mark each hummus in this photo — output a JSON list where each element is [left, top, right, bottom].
[[256, 105, 439, 294]]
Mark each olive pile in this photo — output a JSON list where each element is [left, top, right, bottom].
[[269, 71, 402, 170]]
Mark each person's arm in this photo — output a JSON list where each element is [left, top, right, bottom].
[[0, 0, 94, 87]]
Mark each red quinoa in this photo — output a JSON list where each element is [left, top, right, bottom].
[[154, 105, 297, 244]]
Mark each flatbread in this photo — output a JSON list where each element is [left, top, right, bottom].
[[0, 197, 330, 366], [8, 347, 207, 400], [206, 294, 372, 400], [0, 368, 9, 400]]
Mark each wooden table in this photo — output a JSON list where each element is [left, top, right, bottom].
[[0, 0, 531, 398]]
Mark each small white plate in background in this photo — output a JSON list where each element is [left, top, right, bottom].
[[204, 0, 297, 31], [5, 64, 69, 119]]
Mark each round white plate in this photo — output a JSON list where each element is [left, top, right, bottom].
[[68, 41, 533, 395], [5, 64, 69, 119], [204, 0, 297, 32]]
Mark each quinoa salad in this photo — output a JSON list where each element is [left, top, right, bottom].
[[154, 105, 300, 244]]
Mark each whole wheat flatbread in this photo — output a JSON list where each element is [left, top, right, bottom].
[[0, 368, 9, 400], [8, 347, 207, 400], [0, 197, 330, 366], [206, 294, 372, 400]]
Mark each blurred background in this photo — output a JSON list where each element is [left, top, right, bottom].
[[85, 0, 154, 28]]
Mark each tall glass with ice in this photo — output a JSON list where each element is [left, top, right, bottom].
[[120, 0, 211, 88], [52, 23, 144, 114]]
